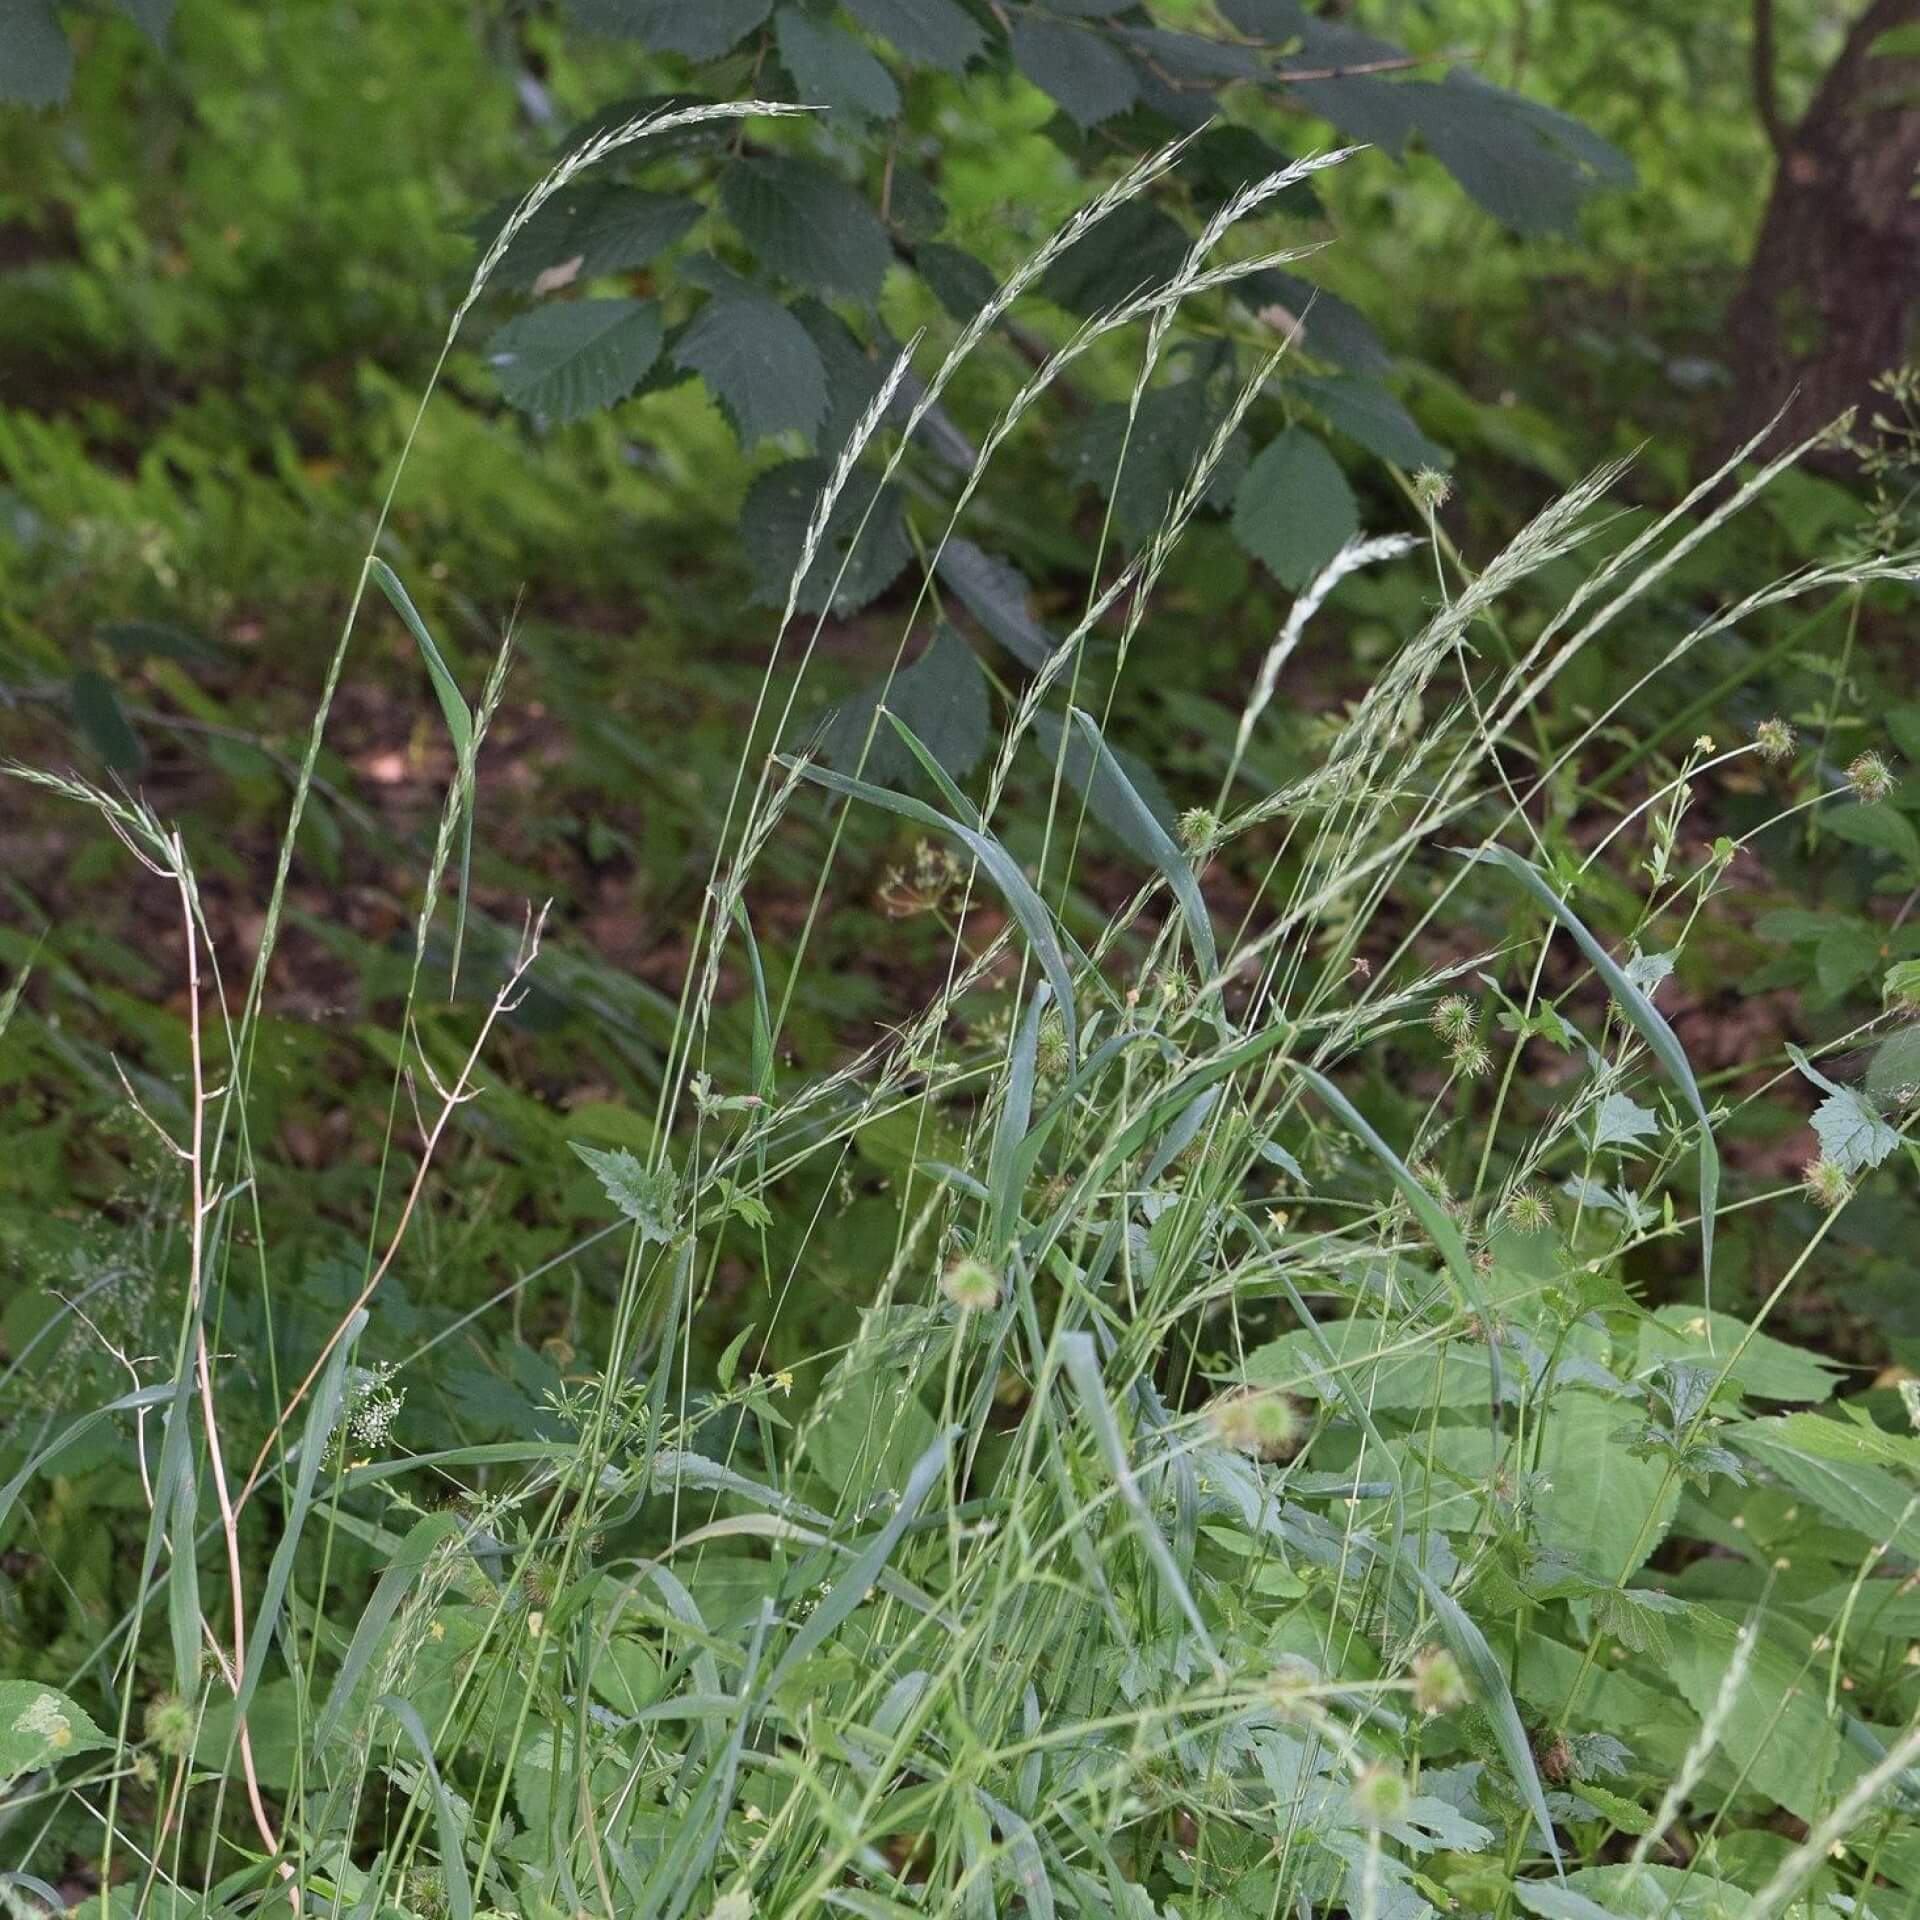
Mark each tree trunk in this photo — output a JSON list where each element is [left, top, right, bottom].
[[1716, 0, 1920, 466]]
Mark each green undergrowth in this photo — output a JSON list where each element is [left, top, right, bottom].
[[5, 109, 1920, 1920]]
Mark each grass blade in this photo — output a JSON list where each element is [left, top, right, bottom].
[[786, 756, 1079, 1062], [1462, 845, 1719, 1299], [1067, 707, 1217, 984]]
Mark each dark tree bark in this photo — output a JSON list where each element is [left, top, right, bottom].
[[1716, 0, 1920, 464]]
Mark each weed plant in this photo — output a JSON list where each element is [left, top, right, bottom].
[[5, 108, 1920, 1920]]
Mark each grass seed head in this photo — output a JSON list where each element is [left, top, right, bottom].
[[1847, 750, 1897, 804], [1804, 1156, 1854, 1210], [941, 1254, 1002, 1314], [1210, 1387, 1303, 1460], [1351, 1763, 1411, 1826], [1412, 1645, 1469, 1714]]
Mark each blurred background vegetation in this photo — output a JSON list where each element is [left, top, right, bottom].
[[5, 0, 1920, 1684]]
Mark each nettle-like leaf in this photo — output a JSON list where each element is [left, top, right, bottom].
[[721, 155, 893, 307], [776, 8, 901, 122], [1589, 1091, 1660, 1152], [739, 457, 913, 615], [1231, 426, 1358, 588], [570, 1142, 678, 1243], [0, 1681, 112, 1778], [1010, 15, 1141, 130], [1787, 1044, 1900, 1175], [673, 287, 828, 447], [487, 298, 665, 423], [843, 0, 986, 74], [565, 0, 773, 59], [473, 183, 702, 293]]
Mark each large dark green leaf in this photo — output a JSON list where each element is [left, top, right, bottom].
[[793, 299, 898, 449], [722, 156, 893, 308], [843, 0, 984, 72], [1040, 200, 1188, 316], [0, 0, 72, 106], [473, 184, 702, 292], [673, 291, 827, 447], [1294, 373, 1451, 471], [776, 7, 900, 120], [563, 0, 772, 58], [1231, 426, 1358, 588], [1405, 72, 1635, 236], [1243, 268, 1390, 374], [936, 538, 1057, 669], [916, 241, 998, 321], [821, 622, 988, 784], [1010, 16, 1140, 130], [739, 456, 913, 615], [1057, 380, 1249, 538], [487, 298, 665, 423]]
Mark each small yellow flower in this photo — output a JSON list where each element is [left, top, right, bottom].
[[773, 1369, 794, 1395]]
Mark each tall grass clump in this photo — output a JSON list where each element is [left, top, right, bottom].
[[5, 111, 1920, 1920]]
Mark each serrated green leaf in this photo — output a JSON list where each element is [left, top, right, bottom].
[[1590, 1091, 1660, 1150], [1637, 1307, 1841, 1404], [1246, 1317, 1496, 1410], [563, 0, 771, 58], [1010, 16, 1139, 129], [1232, 427, 1358, 589], [1536, 1390, 1678, 1579], [915, 240, 997, 320], [1058, 381, 1249, 539], [1293, 373, 1451, 471], [1825, 800, 1920, 869], [845, 0, 983, 71], [1727, 1415, 1920, 1560], [1245, 268, 1392, 374], [1041, 200, 1188, 317], [739, 456, 913, 615], [722, 155, 892, 307], [821, 622, 987, 784], [936, 537, 1056, 668], [0, 1682, 111, 1777], [792, 298, 896, 448], [776, 7, 899, 120], [1787, 1044, 1900, 1173], [571, 1141, 678, 1242], [1410, 72, 1634, 235], [674, 290, 828, 446], [1666, 1609, 1863, 1824], [487, 298, 665, 423], [472, 183, 702, 292]]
